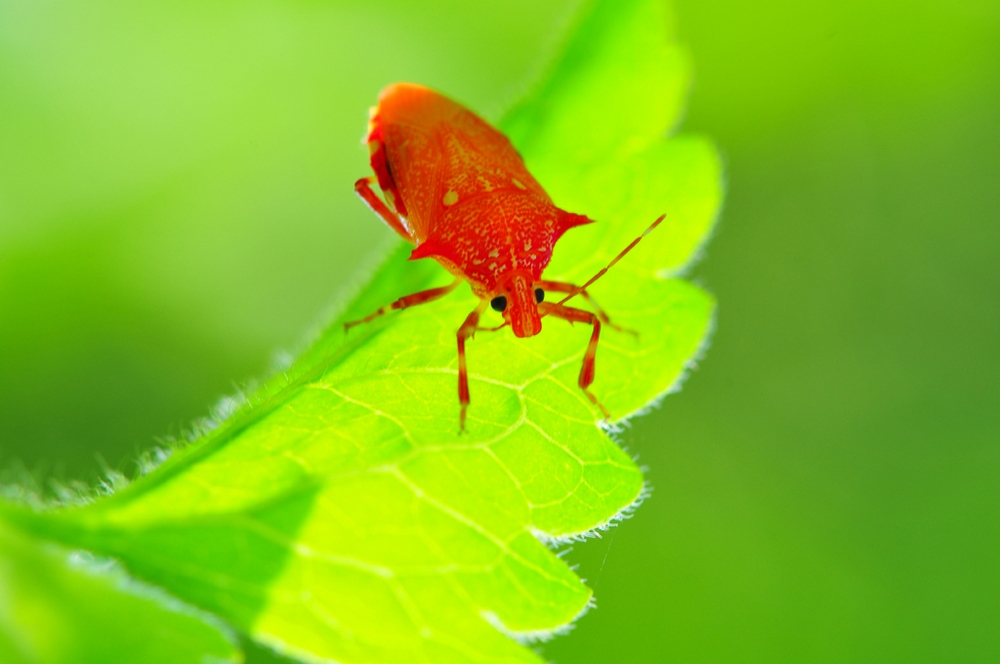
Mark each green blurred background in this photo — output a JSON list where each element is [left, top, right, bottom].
[[1, 0, 997, 662]]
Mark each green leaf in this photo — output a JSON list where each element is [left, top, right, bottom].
[[2, 0, 722, 661], [0, 516, 239, 664]]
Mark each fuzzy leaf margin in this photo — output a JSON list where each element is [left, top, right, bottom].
[[0, 518, 240, 664]]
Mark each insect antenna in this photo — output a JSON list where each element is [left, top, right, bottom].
[[550, 213, 666, 310]]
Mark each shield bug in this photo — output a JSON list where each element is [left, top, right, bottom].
[[347, 83, 664, 429]]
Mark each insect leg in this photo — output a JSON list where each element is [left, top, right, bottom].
[[541, 302, 611, 419], [344, 279, 461, 331], [457, 300, 489, 431], [535, 280, 637, 336], [355, 176, 414, 242]]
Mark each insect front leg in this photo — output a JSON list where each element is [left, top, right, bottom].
[[541, 302, 612, 420], [344, 279, 461, 331], [535, 279, 637, 336], [354, 176, 414, 242], [457, 300, 489, 431]]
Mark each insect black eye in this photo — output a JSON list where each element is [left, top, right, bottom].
[[534, 288, 544, 303], [490, 296, 507, 312]]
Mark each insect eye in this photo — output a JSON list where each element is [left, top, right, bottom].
[[534, 288, 544, 303], [490, 296, 507, 312]]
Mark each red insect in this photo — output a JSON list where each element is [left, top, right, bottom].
[[347, 83, 663, 429]]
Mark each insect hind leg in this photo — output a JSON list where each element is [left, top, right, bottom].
[[355, 176, 414, 242]]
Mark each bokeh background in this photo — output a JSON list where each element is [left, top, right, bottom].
[[1, 0, 997, 662]]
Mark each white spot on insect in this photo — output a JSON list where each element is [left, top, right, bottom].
[[512, 178, 526, 190], [488, 249, 500, 258], [443, 190, 459, 206]]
